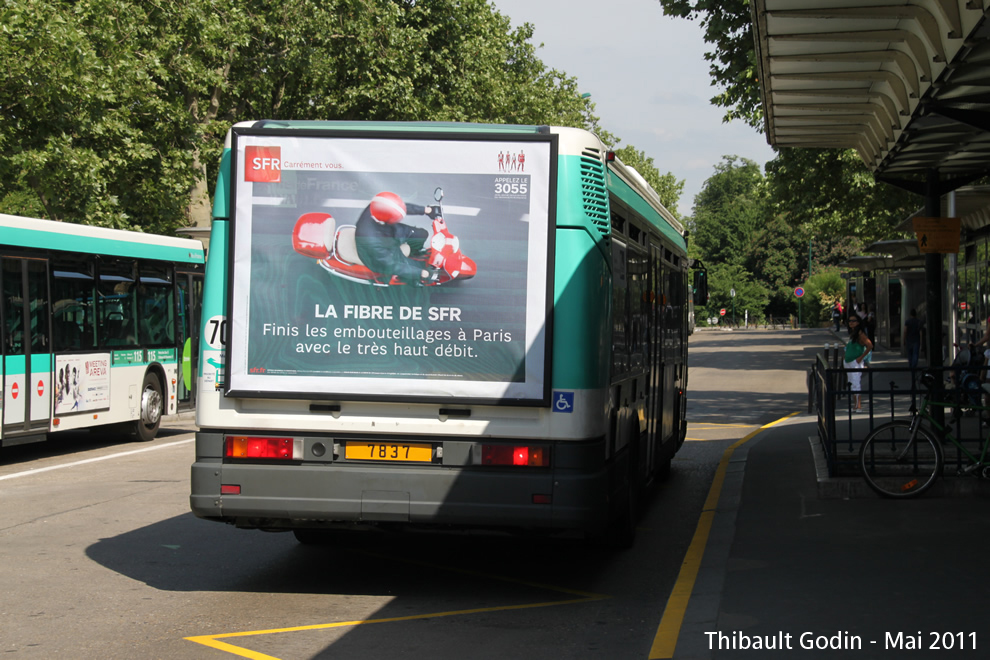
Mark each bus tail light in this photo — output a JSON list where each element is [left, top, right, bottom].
[[481, 444, 550, 467], [225, 436, 302, 460]]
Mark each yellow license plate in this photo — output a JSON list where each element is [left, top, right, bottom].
[[345, 442, 433, 462]]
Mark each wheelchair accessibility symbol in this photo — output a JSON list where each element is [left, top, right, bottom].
[[553, 391, 574, 413]]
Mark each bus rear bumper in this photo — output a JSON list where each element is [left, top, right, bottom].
[[190, 433, 610, 535]]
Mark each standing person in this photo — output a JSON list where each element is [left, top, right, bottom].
[[861, 303, 875, 344], [970, 312, 990, 404], [844, 314, 873, 413], [832, 301, 843, 332], [972, 312, 990, 361], [903, 308, 923, 372], [854, 300, 865, 326]]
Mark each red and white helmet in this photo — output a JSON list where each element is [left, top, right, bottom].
[[369, 192, 406, 224]]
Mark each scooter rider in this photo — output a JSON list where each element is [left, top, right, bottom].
[[354, 191, 440, 285]]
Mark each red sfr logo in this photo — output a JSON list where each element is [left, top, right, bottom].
[[245, 146, 281, 183]]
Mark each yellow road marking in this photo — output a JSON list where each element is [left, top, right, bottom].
[[186, 550, 608, 658], [649, 412, 798, 659], [688, 427, 757, 432], [688, 420, 756, 428], [686, 422, 757, 429], [187, 597, 603, 659]]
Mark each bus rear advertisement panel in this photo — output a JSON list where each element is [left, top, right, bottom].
[[226, 129, 557, 404]]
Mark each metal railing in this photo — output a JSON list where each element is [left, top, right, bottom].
[[703, 316, 799, 330], [811, 352, 989, 477]]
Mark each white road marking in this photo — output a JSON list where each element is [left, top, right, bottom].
[[0, 438, 194, 482]]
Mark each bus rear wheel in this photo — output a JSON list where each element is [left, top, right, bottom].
[[134, 372, 163, 442]]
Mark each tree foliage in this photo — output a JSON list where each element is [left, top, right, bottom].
[[2, 0, 684, 234], [766, 148, 917, 245], [690, 155, 765, 267], [659, 0, 933, 323], [804, 269, 846, 325], [0, 0, 200, 231], [703, 263, 770, 325], [658, 0, 921, 239]]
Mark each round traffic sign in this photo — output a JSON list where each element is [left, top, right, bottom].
[[795, 287, 805, 298], [720, 308, 726, 316]]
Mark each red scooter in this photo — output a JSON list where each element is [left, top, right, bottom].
[[291, 187, 477, 286]]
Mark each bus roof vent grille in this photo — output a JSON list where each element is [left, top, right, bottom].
[[579, 149, 609, 238]]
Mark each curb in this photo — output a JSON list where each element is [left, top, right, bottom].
[[810, 435, 990, 499]]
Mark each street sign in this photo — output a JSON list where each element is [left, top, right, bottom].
[[719, 308, 726, 316], [795, 287, 805, 298], [913, 217, 961, 254]]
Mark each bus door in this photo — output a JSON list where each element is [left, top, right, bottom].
[[2, 257, 52, 439], [175, 268, 203, 410]]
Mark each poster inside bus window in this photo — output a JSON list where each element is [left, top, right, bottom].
[[226, 128, 555, 404]]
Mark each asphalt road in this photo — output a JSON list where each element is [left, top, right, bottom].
[[0, 329, 818, 659]]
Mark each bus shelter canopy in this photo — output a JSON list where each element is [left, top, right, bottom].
[[752, 0, 990, 194]]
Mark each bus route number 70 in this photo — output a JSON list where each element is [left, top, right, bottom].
[[205, 316, 228, 350]]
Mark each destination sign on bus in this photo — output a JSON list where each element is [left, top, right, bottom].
[[225, 129, 555, 404]]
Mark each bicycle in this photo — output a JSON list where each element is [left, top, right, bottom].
[[859, 370, 990, 498]]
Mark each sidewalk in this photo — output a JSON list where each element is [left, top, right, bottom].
[[685, 419, 990, 659], [672, 333, 990, 659]]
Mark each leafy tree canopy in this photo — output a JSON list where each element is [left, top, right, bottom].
[[690, 155, 766, 267], [1, 0, 684, 234], [702, 262, 770, 325], [766, 148, 917, 245], [659, 0, 927, 326]]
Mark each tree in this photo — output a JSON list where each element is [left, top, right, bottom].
[[804, 269, 846, 326], [0, 0, 606, 233], [690, 155, 766, 266], [0, 0, 188, 230], [657, 1, 924, 239], [766, 148, 917, 246], [704, 262, 770, 325], [688, 156, 774, 323]]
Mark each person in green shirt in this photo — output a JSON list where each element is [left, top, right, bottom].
[[844, 314, 873, 413]]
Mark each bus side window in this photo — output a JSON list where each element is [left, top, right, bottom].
[[611, 239, 629, 377], [97, 262, 137, 347], [52, 261, 97, 352], [138, 273, 175, 347], [54, 315, 82, 350], [3, 259, 20, 354]]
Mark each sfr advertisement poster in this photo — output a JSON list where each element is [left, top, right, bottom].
[[226, 128, 555, 404]]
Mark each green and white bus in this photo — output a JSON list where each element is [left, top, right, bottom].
[[1, 214, 205, 449], [191, 121, 696, 545]]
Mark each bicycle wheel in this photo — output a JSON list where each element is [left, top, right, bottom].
[[859, 420, 944, 498]]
